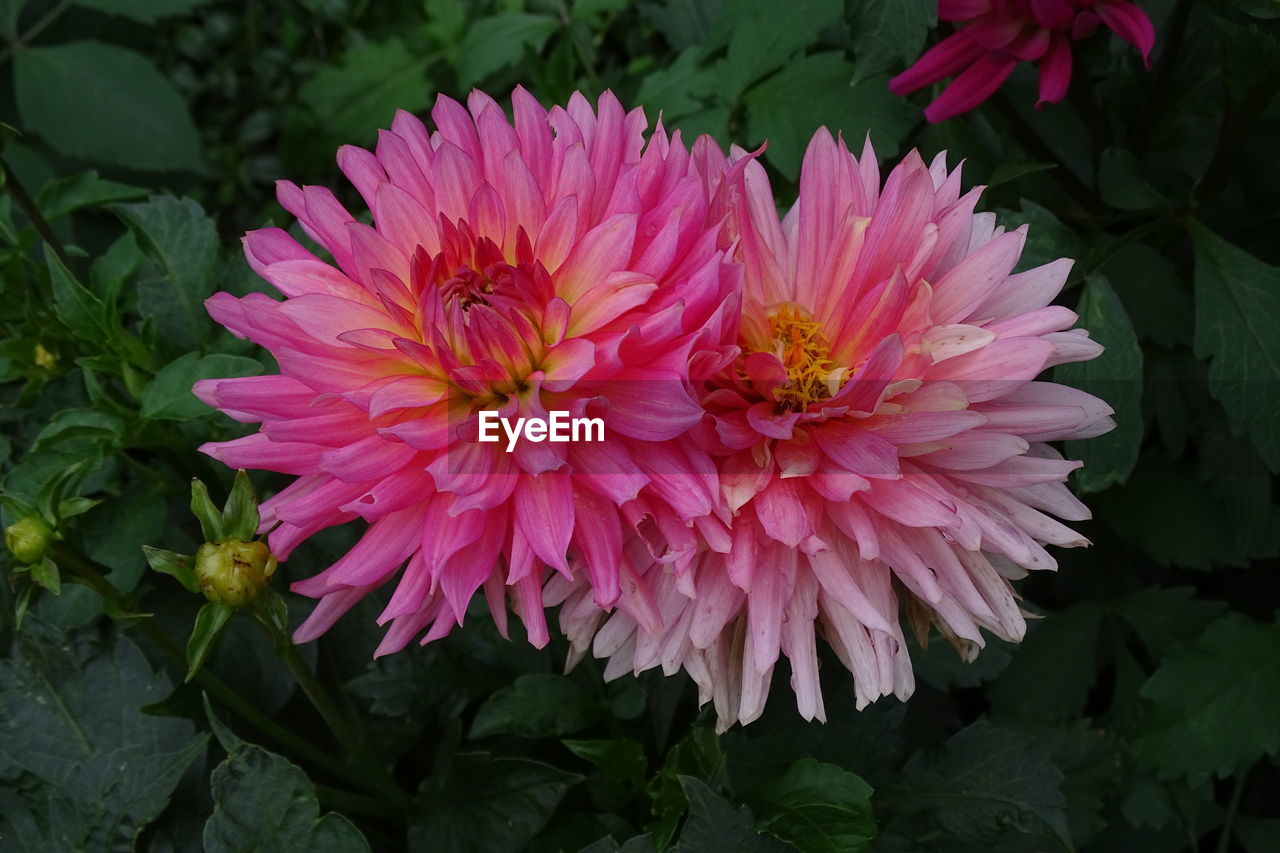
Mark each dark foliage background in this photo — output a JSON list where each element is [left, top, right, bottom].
[[2, 0, 1279, 850]]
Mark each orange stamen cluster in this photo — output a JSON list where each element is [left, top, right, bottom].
[[767, 304, 838, 410]]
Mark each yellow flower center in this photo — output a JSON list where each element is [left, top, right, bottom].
[[766, 305, 842, 410]]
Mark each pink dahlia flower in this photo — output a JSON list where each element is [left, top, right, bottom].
[[196, 89, 740, 653], [566, 131, 1114, 729], [889, 0, 1156, 122]]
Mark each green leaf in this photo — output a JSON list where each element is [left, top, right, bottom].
[[1093, 449, 1250, 569], [190, 479, 225, 542], [299, 38, 431, 148], [455, 13, 560, 88], [1098, 148, 1169, 211], [717, 0, 841, 101], [14, 41, 202, 172], [1056, 276, 1143, 492], [635, 48, 718, 124], [1228, 0, 1280, 17], [0, 620, 205, 843], [1002, 199, 1087, 274], [986, 162, 1058, 188], [71, 0, 215, 22], [470, 674, 601, 739], [1111, 587, 1226, 657], [1132, 614, 1280, 780], [34, 171, 145, 222], [143, 546, 198, 593], [46, 247, 109, 343], [1103, 241, 1191, 348], [641, 0, 727, 51], [220, 470, 259, 542], [33, 408, 124, 452], [847, 0, 935, 85], [672, 777, 787, 852], [0, 0, 24, 39], [50, 736, 209, 852], [186, 603, 233, 681], [1237, 818, 1280, 853], [113, 196, 219, 347], [563, 738, 647, 786], [748, 759, 876, 853], [887, 721, 1071, 849], [79, 490, 169, 593], [140, 352, 261, 421], [413, 753, 581, 852], [203, 737, 371, 852], [1190, 221, 1280, 470], [988, 603, 1104, 722], [743, 53, 916, 180]]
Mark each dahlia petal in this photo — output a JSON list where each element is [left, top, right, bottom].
[[755, 480, 816, 548], [514, 472, 574, 574], [871, 409, 988, 443], [600, 371, 703, 441], [930, 227, 1027, 323], [243, 227, 313, 276], [1030, 0, 1076, 29], [570, 488, 623, 608], [293, 588, 369, 644], [815, 422, 900, 477], [887, 33, 985, 96], [337, 144, 387, 213], [201, 433, 322, 475], [923, 55, 1019, 123], [1096, 0, 1156, 66], [807, 549, 895, 633], [1037, 34, 1074, 108]]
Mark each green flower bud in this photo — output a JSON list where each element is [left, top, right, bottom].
[[195, 539, 276, 608], [5, 516, 54, 564]]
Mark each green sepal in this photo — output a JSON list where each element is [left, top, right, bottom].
[[35, 457, 95, 525], [186, 602, 234, 682], [57, 496, 101, 520], [252, 587, 289, 637], [29, 556, 61, 595], [190, 478, 226, 542], [13, 583, 35, 629], [221, 470, 260, 542], [142, 545, 198, 593]]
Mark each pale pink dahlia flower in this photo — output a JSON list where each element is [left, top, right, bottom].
[[889, 0, 1156, 122], [196, 89, 739, 653], [566, 131, 1114, 729]]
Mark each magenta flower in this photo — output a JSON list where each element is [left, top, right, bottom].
[[889, 0, 1156, 122], [196, 89, 739, 653], [567, 131, 1113, 728]]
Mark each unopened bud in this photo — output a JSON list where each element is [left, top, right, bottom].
[[195, 539, 276, 607], [6, 516, 53, 564]]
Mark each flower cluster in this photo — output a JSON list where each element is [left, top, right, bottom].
[[890, 0, 1156, 122], [200, 88, 1112, 728]]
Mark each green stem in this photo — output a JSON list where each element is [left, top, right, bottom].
[[1215, 765, 1250, 853], [558, 0, 603, 93], [0, 0, 70, 64], [50, 546, 388, 798], [1, 155, 70, 267], [315, 784, 403, 819], [1082, 214, 1181, 277], [251, 606, 414, 811]]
